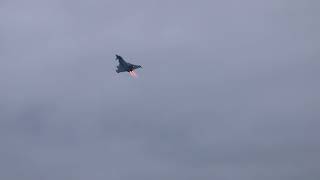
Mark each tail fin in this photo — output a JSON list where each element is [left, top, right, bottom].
[[115, 54, 122, 61]]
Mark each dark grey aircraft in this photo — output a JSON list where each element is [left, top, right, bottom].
[[115, 54, 142, 74]]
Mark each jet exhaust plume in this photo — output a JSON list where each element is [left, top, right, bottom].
[[129, 71, 138, 78]]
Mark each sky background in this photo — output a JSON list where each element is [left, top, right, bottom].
[[0, 0, 319, 179]]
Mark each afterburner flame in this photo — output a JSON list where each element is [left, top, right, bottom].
[[129, 71, 138, 78]]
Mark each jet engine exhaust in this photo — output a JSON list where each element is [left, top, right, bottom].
[[129, 71, 138, 78]]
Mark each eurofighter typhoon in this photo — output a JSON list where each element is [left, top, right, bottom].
[[115, 54, 142, 77]]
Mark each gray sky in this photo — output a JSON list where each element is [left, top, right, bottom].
[[1, 0, 320, 179]]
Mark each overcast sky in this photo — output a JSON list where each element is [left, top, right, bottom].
[[0, 0, 319, 179]]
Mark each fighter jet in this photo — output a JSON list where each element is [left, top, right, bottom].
[[115, 54, 142, 77]]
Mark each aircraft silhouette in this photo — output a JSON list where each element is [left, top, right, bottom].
[[115, 54, 142, 74]]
